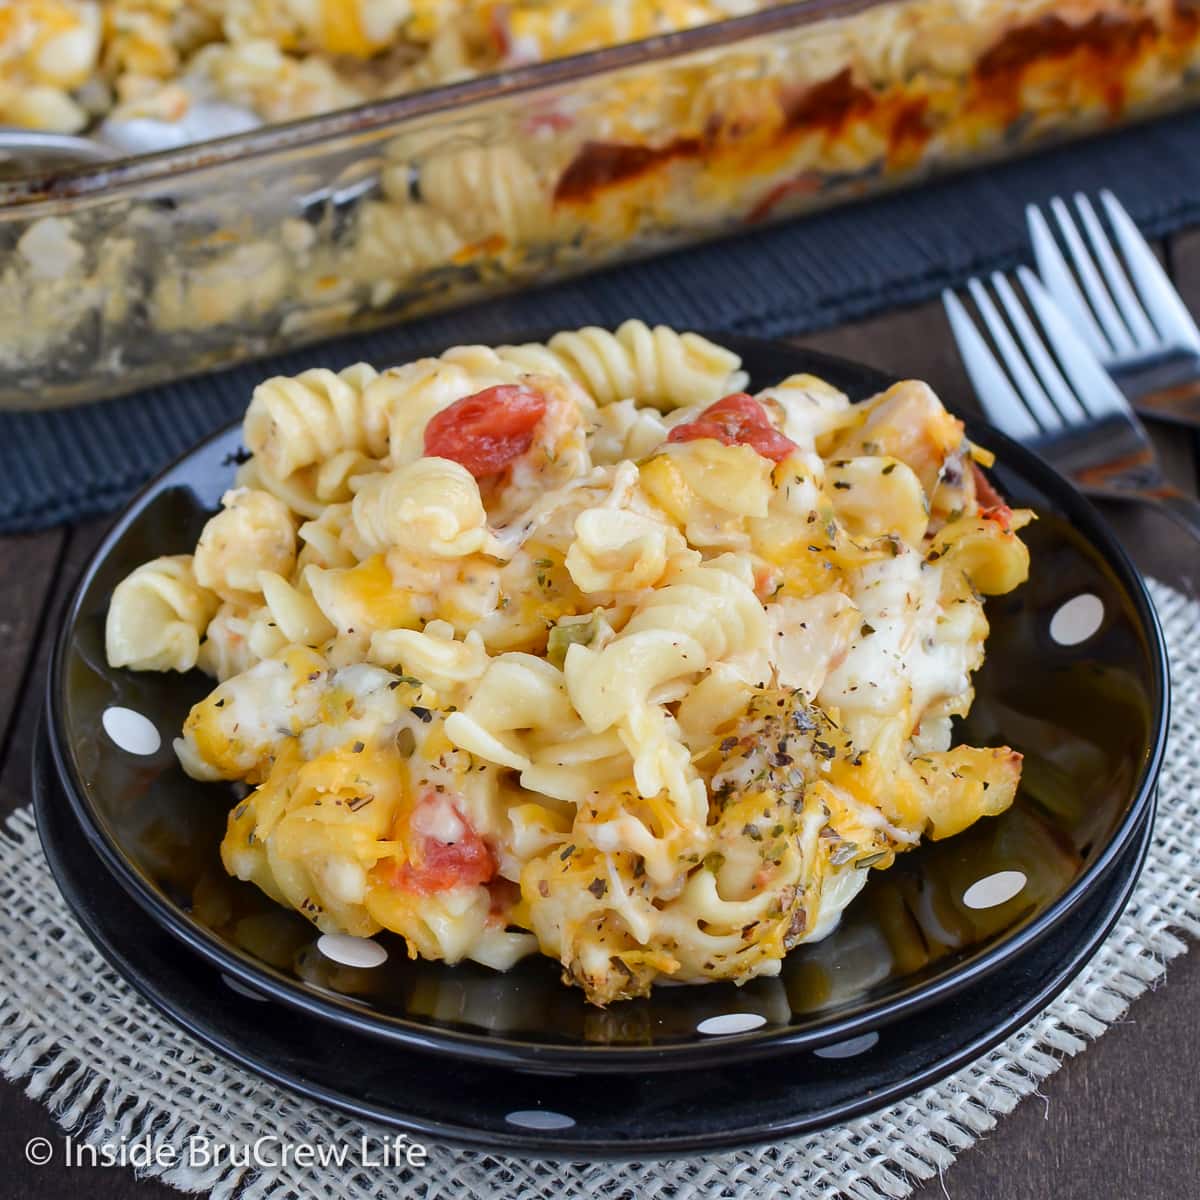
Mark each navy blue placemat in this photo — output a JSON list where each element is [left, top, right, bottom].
[[6, 107, 1200, 534]]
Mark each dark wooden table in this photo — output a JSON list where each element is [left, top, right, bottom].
[[2, 234, 1198, 1199]]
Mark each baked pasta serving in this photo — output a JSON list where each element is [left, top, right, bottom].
[[105, 322, 1032, 1005]]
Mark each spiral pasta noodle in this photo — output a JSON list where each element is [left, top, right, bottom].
[[565, 507, 684, 594], [368, 620, 489, 700], [351, 457, 492, 558], [565, 555, 767, 735], [500, 320, 749, 410], [193, 487, 297, 603], [105, 554, 220, 672], [403, 144, 550, 245], [365, 345, 524, 465], [296, 502, 359, 570], [107, 326, 1031, 1005], [445, 654, 579, 770], [352, 201, 464, 302], [152, 241, 292, 333], [243, 362, 383, 481]]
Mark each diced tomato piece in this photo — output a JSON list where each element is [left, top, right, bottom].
[[392, 796, 496, 895], [753, 560, 783, 600], [487, 7, 511, 57], [980, 504, 1014, 534], [667, 393, 798, 463], [971, 461, 1006, 509], [424, 384, 548, 479]]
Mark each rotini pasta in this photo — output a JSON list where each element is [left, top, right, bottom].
[[107, 324, 1031, 1004], [243, 362, 384, 480], [0, 0, 773, 136], [351, 457, 494, 558], [351, 202, 464, 306], [499, 320, 749, 410], [383, 143, 551, 246], [12, 0, 1196, 427], [365, 346, 524, 466], [151, 241, 291, 333], [105, 554, 219, 672], [193, 487, 297, 603]]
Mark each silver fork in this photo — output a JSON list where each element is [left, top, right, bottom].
[[1029, 190, 1200, 427], [942, 268, 1200, 541]]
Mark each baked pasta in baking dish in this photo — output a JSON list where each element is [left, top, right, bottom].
[[8, 0, 1200, 407], [105, 322, 1032, 1005], [0, 0, 759, 131]]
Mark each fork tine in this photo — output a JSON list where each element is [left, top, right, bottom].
[[1100, 189, 1200, 355], [989, 272, 1087, 424], [1049, 196, 1137, 357], [1017, 266, 1132, 421], [1073, 193, 1159, 351], [966, 277, 1063, 430], [942, 288, 1042, 441], [1026, 203, 1112, 359]]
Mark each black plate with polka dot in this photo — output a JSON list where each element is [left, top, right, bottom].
[[44, 336, 1169, 1075], [33, 727, 1155, 1154]]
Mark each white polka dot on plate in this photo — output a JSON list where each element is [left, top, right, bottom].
[[963, 870, 1027, 910], [316, 932, 387, 969], [696, 1013, 767, 1036], [814, 1032, 879, 1059], [101, 706, 161, 756], [506, 1110, 576, 1131], [221, 973, 268, 1002], [1050, 593, 1104, 646]]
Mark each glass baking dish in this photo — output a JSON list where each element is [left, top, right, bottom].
[[4, 0, 1199, 410]]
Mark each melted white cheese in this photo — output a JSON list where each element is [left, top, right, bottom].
[[412, 794, 467, 844]]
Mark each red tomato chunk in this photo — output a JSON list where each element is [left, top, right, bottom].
[[424, 384, 548, 478], [666, 393, 797, 463], [980, 504, 1014, 533], [971, 460, 1006, 509], [392, 798, 497, 895], [971, 462, 1014, 530]]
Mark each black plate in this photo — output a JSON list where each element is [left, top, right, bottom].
[[45, 337, 1169, 1073], [34, 726, 1155, 1156]]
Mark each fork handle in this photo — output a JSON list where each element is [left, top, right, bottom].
[[1146, 486, 1200, 542]]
